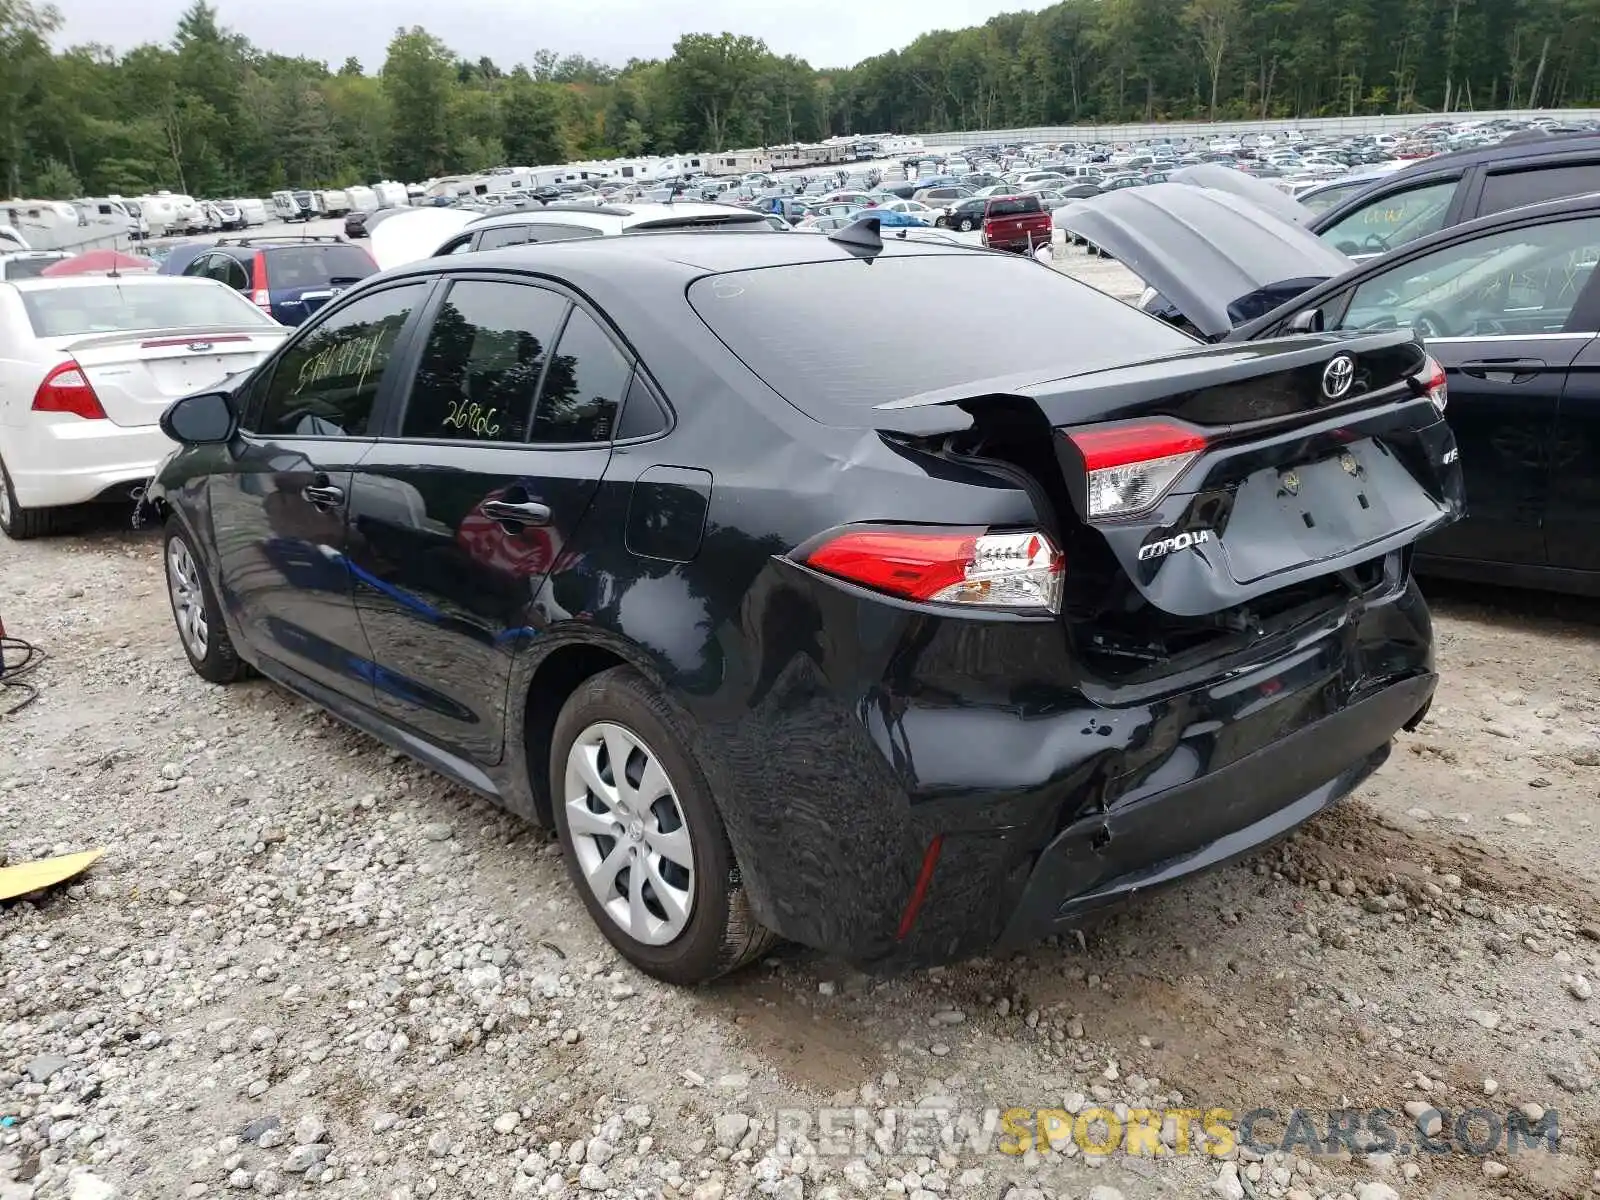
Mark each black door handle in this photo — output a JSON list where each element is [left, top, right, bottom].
[[301, 483, 345, 509], [481, 499, 551, 526], [1461, 358, 1545, 382]]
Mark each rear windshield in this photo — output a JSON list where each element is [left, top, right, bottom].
[[687, 254, 1191, 422], [628, 214, 773, 232], [3, 257, 66, 280], [263, 245, 375, 288], [988, 196, 1042, 217], [21, 282, 276, 338]]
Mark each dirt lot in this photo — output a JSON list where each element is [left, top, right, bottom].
[[4, 254, 1600, 1200]]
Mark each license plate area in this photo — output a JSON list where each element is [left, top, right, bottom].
[[1219, 438, 1430, 586]]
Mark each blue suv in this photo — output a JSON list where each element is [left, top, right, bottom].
[[175, 236, 376, 326]]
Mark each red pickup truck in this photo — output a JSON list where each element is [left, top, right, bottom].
[[980, 194, 1053, 254]]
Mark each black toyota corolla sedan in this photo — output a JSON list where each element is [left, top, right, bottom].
[[139, 223, 1462, 984]]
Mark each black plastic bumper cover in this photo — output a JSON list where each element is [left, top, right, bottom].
[[996, 670, 1436, 948]]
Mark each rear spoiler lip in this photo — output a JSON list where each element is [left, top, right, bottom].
[[55, 324, 286, 354], [866, 328, 1424, 437]]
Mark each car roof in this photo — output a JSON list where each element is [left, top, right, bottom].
[[380, 225, 985, 287], [1368, 131, 1600, 183], [464, 201, 765, 234]]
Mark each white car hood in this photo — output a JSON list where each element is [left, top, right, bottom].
[[370, 209, 474, 270]]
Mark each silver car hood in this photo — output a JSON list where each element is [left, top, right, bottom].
[[1056, 184, 1354, 340]]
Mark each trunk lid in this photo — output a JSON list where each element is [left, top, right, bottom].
[[875, 329, 1463, 625], [52, 327, 287, 427], [1055, 184, 1353, 339]]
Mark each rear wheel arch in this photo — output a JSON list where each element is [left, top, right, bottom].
[[520, 638, 668, 825]]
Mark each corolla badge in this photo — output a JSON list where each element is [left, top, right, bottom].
[[1322, 354, 1356, 400], [1137, 529, 1212, 562]]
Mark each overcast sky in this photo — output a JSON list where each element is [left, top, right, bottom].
[[49, 0, 1051, 71]]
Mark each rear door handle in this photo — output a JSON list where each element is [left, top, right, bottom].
[[301, 483, 345, 509], [481, 499, 551, 526], [1461, 358, 1545, 383]]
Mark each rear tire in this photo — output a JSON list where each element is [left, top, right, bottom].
[[0, 455, 56, 540], [550, 666, 777, 984], [164, 517, 248, 684]]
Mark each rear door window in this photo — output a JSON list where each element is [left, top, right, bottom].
[[530, 308, 631, 444], [1478, 162, 1600, 217], [401, 279, 568, 442], [1318, 178, 1459, 257]]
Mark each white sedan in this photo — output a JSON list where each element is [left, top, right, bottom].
[[0, 274, 288, 539]]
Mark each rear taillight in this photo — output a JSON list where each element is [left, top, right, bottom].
[[1065, 420, 1208, 519], [803, 526, 1063, 613], [32, 360, 107, 420], [250, 250, 270, 308], [1416, 354, 1448, 413]]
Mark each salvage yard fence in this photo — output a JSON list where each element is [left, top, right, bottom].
[[914, 109, 1600, 147]]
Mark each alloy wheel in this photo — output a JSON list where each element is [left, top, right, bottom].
[[166, 537, 210, 660], [0, 477, 12, 530], [564, 721, 695, 945]]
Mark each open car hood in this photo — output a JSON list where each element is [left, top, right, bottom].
[[369, 208, 474, 270], [1169, 163, 1314, 225], [1056, 184, 1354, 340]]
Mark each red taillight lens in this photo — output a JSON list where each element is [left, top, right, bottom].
[[32, 360, 107, 420], [250, 250, 270, 308], [803, 526, 1063, 612], [1417, 354, 1448, 413], [1065, 420, 1209, 519]]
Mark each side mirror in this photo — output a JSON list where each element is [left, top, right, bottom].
[[1286, 307, 1325, 334], [161, 390, 236, 445]]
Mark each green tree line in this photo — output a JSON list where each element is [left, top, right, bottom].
[[4, 0, 1599, 198]]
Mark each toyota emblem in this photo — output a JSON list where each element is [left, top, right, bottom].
[[1322, 354, 1355, 400]]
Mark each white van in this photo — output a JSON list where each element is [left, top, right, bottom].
[[315, 188, 351, 216], [344, 186, 379, 214], [234, 198, 268, 227], [372, 182, 409, 209]]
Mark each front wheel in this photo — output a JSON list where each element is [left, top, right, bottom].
[[958, 217, 975, 232], [550, 667, 776, 984]]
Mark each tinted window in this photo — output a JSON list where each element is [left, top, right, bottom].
[[987, 196, 1041, 217], [20, 281, 277, 338], [440, 236, 473, 255], [1478, 163, 1600, 217], [262, 245, 375, 288], [688, 255, 1191, 422], [1299, 180, 1373, 216], [531, 308, 630, 444], [1319, 178, 1458, 256], [1336, 216, 1600, 337], [252, 284, 423, 438], [401, 280, 567, 442], [475, 225, 537, 251], [0, 257, 62, 280], [616, 371, 669, 439]]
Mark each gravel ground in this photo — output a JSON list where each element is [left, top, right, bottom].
[[3, 252, 1600, 1200]]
